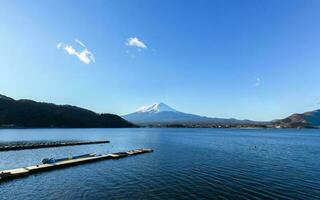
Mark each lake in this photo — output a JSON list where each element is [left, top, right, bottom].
[[0, 128, 319, 200]]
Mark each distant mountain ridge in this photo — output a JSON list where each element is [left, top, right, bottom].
[[1, 94, 319, 129], [123, 102, 320, 128], [274, 109, 320, 128], [122, 102, 260, 126], [0, 94, 134, 128]]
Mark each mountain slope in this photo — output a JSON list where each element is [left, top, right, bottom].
[[0, 94, 134, 128], [123, 102, 257, 126], [275, 109, 320, 128]]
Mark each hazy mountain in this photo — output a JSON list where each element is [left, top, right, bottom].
[[122, 102, 258, 126], [275, 109, 320, 128], [0, 94, 134, 128]]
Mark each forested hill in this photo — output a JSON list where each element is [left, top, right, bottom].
[[0, 94, 135, 128]]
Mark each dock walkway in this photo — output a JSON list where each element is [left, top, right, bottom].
[[0, 148, 153, 182], [0, 140, 109, 151]]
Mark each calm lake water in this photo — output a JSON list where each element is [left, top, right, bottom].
[[0, 128, 319, 200]]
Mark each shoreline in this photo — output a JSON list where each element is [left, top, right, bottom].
[[0, 126, 317, 130]]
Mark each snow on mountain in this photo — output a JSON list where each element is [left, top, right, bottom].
[[122, 102, 255, 126], [136, 102, 177, 113]]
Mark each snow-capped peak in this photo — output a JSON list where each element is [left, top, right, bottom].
[[136, 102, 177, 113]]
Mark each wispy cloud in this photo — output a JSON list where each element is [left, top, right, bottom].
[[75, 39, 86, 48], [126, 37, 147, 49], [57, 39, 95, 64], [307, 98, 320, 108], [254, 78, 261, 87]]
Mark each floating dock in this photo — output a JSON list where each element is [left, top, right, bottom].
[[0, 148, 153, 182], [0, 140, 109, 151]]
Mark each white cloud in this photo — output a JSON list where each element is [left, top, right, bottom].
[[57, 39, 95, 64], [75, 39, 86, 48], [126, 37, 147, 49], [254, 78, 261, 87]]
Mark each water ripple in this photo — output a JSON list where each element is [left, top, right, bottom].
[[1, 128, 320, 200]]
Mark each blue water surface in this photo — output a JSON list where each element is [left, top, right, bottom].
[[0, 128, 319, 200]]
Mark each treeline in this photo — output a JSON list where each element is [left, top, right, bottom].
[[0, 95, 135, 128]]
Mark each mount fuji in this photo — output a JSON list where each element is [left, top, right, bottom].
[[122, 102, 256, 126]]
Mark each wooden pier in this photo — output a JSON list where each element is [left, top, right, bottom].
[[0, 140, 109, 151], [0, 148, 153, 182]]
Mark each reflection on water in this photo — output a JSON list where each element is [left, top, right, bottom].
[[0, 128, 319, 200]]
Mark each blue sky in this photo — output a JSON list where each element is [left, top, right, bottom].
[[1, 0, 320, 121]]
